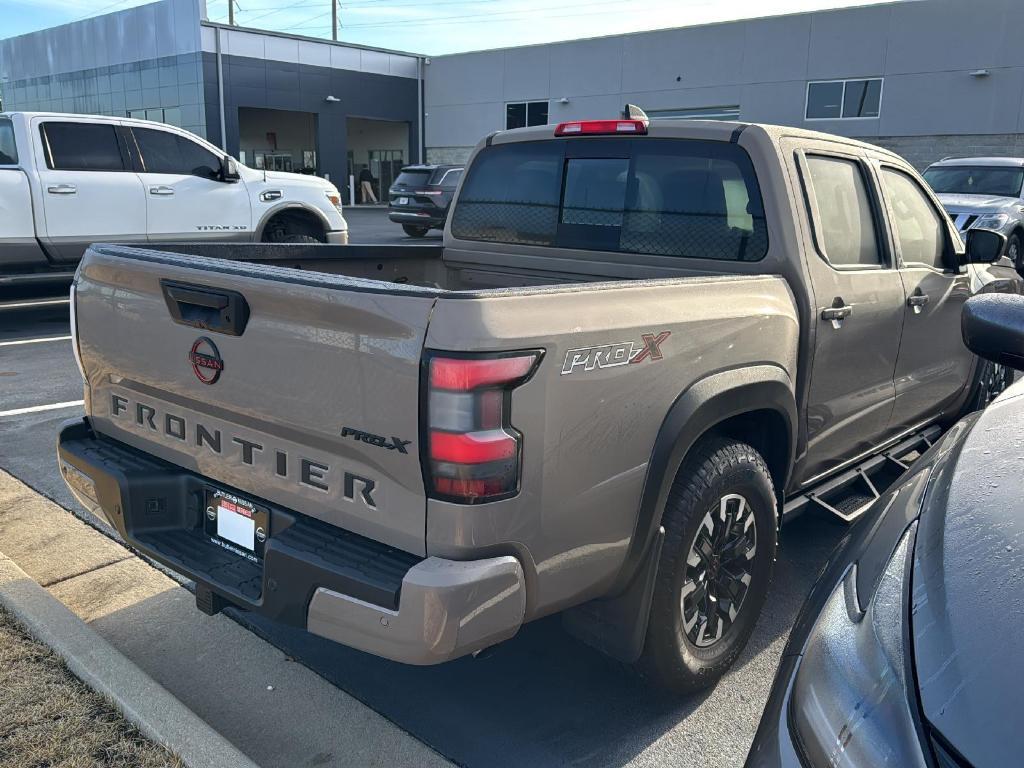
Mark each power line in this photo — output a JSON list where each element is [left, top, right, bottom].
[[290, 0, 638, 31]]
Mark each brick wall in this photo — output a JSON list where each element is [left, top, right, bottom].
[[869, 134, 1024, 171], [426, 146, 473, 165]]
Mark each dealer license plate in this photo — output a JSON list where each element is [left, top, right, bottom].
[[204, 489, 269, 562]]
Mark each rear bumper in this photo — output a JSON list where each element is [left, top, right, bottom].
[[326, 229, 349, 244], [56, 418, 526, 664], [388, 210, 444, 227]]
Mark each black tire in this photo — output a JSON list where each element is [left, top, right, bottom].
[[964, 358, 1014, 413], [402, 224, 430, 238], [637, 436, 777, 693], [1008, 233, 1023, 274], [277, 234, 322, 244]]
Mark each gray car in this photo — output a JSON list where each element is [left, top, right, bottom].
[[923, 156, 1024, 271]]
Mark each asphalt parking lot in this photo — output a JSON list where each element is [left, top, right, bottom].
[[0, 208, 847, 767]]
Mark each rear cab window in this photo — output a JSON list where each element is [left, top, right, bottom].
[[0, 118, 18, 165], [450, 138, 768, 261], [39, 121, 128, 171]]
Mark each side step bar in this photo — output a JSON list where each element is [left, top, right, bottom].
[[784, 425, 942, 524]]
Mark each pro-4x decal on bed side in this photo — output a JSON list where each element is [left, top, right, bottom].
[[561, 331, 671, 375]]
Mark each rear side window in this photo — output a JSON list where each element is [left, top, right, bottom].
[[40, 122, 125, 171], [0, 118, 17, 165], [433, 168, 463, 187], [452, 139, 767, 260], [804, 156, 881, 267], [133, 127, 220, 179]]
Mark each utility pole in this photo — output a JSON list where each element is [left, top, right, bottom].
[[228, 0, 235, 26], [331, 0, 338, 41]]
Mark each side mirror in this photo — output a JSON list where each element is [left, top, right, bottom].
[[962, 294, 1024, 372], [220, 155, 241, 183], [963, 228, 1005, 264]]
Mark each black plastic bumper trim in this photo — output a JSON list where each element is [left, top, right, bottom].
[[56, 419, 423, 626]]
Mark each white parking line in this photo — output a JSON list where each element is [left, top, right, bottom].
[[0, 335, 73, 348], [0, 400, 84, 418]]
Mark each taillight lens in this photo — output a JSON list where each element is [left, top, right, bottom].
[[425, 352, 541, 503], [554, 119, 649, 136]]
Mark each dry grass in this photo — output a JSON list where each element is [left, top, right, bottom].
[[0, 605, 182, 768]]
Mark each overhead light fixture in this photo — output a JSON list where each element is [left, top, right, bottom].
[[324, 95, 341, 102], [559, 97, 570, 104], [969, 69, 991, 77]]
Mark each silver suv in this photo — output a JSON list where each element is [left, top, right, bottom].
[[924, 156, 1024, 271]]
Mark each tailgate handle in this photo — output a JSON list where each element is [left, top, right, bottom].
[[160, 280, 250, 336]]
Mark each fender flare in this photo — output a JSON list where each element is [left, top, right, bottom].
[[254, 202, 332, 241], [613, 364, 797, 592]]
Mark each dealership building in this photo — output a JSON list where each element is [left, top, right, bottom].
[[2, 0, 1024, 192]]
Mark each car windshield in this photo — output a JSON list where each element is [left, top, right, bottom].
[[923, 165, 1024, 197]]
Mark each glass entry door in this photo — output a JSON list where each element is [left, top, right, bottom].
[[368, 149, 405, 200]]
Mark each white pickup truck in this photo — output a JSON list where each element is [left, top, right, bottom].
[[0, 112, 348, 286]]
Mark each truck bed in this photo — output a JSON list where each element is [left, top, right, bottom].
[[130, 241, 731, 293]]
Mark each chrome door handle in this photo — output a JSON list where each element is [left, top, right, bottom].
[[907, 293, 930, 313], [821, 298, 853, 329], [149, 186, 175, 196], [47, 184, 76, 195]]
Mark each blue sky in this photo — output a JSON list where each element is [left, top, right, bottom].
[[3, 0, 894, 54]]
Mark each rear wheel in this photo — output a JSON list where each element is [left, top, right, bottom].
[[277, 234, 321, 244], [402, 224, 430, 238], [637, 436, 777, 693]]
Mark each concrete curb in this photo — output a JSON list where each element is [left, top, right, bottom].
[[0, 552, 260, 768]]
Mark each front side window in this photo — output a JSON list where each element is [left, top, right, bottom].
[[806, 79, 882, 120], [40, 122, 125, 171], [451, 139, 768, 261], [923, 165, 1024, 198], [881, 168, 947, 269], [0, 118, 17, 165], [506, 101, 549, 130], [805, 155, 882, 267], [133, 127, 220, 179]]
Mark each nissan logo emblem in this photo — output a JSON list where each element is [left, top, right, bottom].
[[189, 336, 224, 385]]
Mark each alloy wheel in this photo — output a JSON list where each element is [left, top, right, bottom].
[[680, 493, 758, 648]]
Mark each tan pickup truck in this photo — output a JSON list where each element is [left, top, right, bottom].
[[57, 112, 1020, 692]]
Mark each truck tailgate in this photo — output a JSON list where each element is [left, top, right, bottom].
[[73, 245, 437, 556]]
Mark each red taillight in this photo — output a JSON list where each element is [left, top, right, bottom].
[[425, 352, 541, 503], [430, 356, 536, 391], [554, 119, 648, 137]]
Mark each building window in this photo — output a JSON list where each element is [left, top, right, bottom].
[[506, 101, 549, 130], [126, 107, 181, 127], [645, 106, 741, 121], [806, 79, 882, 120]]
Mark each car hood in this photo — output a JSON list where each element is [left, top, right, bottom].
[[263, 170, 334, 189], [936, 192, 1020, 213], [912, 380, 1024, 767]]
